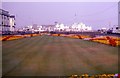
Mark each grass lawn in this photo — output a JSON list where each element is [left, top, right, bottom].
[[2, 35, 118, 76]]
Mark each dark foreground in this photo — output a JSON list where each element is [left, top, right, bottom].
[[2, 35, 118, 76]]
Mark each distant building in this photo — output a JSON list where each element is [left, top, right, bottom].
[[22, 24, 48, 33], [41, 25, 55, 31], [32, 24, 38, 30], [55, 22, 92, 32], [0, 9, 15, 34], [22, 22, 92, 33], [73, 22, 92, 31], [55, 23, 65, 31]]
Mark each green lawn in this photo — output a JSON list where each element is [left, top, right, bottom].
[[2, 35, 118, 76]]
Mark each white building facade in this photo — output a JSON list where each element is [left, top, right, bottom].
[[0, 9, 15, 34], [55, 22, 92, 32]]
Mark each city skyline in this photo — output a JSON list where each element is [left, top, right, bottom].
[[2, 2, 118, 30]]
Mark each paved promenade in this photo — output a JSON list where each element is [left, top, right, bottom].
[[2, 35, 118, 76]]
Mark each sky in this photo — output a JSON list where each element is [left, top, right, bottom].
[[2, 2, 119, 30]]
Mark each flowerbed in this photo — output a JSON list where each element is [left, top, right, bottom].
[[1, 34, 41, 41], [51, 33, 120, 47]]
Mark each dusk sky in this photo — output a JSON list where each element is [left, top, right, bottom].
[[2, 2, 118, 30]]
